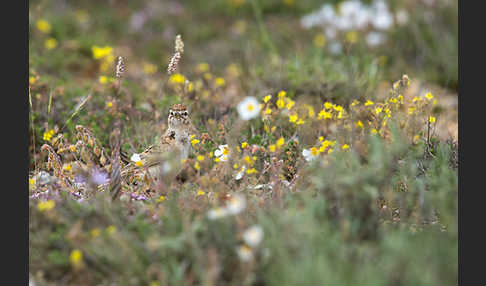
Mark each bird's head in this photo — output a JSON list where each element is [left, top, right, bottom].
[[168, 103, 189, 128]]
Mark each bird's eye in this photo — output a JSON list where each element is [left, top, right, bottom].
[[170, 111, 174, 116], [183, 111, 188, 116]]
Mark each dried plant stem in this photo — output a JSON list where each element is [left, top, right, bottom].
[[60, 93, 92, 132], [110, 56, 125, 200], [29, 87, 37, 171]]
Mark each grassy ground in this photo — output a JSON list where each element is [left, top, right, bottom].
[[29, 0, 457, 285]]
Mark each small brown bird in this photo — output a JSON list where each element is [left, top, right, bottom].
[[121, 103, 197, 186]]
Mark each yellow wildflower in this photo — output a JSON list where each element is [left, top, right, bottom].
[[333, 104, 343, 112], [286, 99, 295, 110], [375, 107, 383, 114], [313, 33, 326, 47], [371, 128, 378, 134], [158, 195, 166, 202], [341, 144, 350, 150], [197, 155, 205, 161], [37, 200, 55, 212], [268, 144, 276, 152], [197, 190, 205, 196], [169, 73, 185, 84], [91, 45, 113, 59], [408, 107, 416, 115], [91, 228, 100, 238], [289, 114, 298, 123], [29, 76, 37, 85], [204, 72, 213, 80], [136, 160, 143, 167], [278, 90, 286, 98], [276, 98, 285, 109], [276, 137, 285, 148], [215, 77, 225, 87], [264, 107, 272, 115], [191, 139, 200, 146], [323, 102, 333, 110], [425, 92, 434, 100], [398, 95, 404, 103], [296, 119, 305, 125], [43, 129, 55, 142], [63, 164, 72, 172], [106, 101, 113, 108], [389, 98, 398, 104], [241, 142, 249, 149], [264, 94, 272, 103], [246, 168, 257, 174], [194, 162, 201, 170], [364, 100, 374, 106], [70, 249, 83, 268], [36, 19, 51, 33], [44, 38, 58, 50], [429, 116, 436, 123], [355, 120, 364, 128], [307, 106, 315, 118], [99, 76, 108, 84], [317, 110, 332, 120], [197, 62, 210, 73], [345, 31, 358, 44], [106, 225, 116, 235], [143, 63, 158, 75]]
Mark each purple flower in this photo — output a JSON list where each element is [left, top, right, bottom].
[[90, 168, 109, 185]]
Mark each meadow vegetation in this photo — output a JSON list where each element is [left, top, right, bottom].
[[29, 0, 457, 285]]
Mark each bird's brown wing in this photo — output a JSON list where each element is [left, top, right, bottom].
[[139, 135, 178, 168]]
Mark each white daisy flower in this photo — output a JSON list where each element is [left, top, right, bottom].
[[235, 166, 246, 180], [130, 153, 142, 163], [207, 207, 230, 220], [366, 32, 386, 47], [236, 244, 254, 262], [214, 144, 230, 162], [302, 148, 318, 162], [237, 96, 261, 120], [243, 225, 264, 247], [226, 194, 246, 215]]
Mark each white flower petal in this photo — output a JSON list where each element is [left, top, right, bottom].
[[237, 96, 261, 120], [243, 225, 264, 247], [130, 153, 141, 162]]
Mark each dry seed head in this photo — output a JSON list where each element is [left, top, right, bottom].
[[167, 52, 181, 74], [175, 34, 184, 54], [116, 56, 125, 79]]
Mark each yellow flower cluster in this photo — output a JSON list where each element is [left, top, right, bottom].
[[317, 102, 344, 120], [43, 129, 55, 142], [92, 45, 115, 72]]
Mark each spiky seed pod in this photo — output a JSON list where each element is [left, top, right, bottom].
[[116, 56, 125, 79]]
